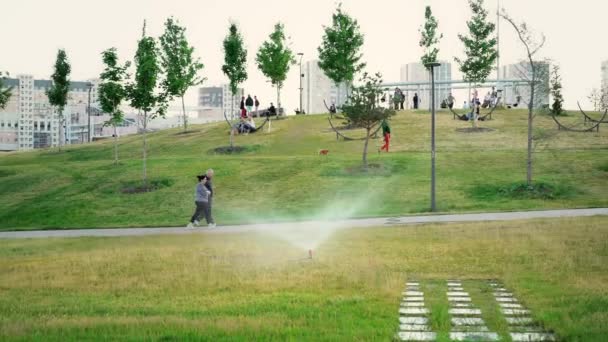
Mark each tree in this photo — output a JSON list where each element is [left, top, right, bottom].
[[159, 17, 205, 132], [99, 48, 130, 165], [126, 22, 168, 188], [46, 49, 71, 151], [550, 65, 564, 116], [256, 22, 295, 117], [456, 0, 498, 84], [222, 23, 247, 149], [341, 72, 395, 169], [587, 88, 607, 111], [501, 10, 547, 187], [419, 6, 442, 68], [0, 72, 13, 110], [318, 3, 365, 104]]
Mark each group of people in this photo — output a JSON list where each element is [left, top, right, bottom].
[[188, 168, 216, 228], [233, 94, 278, 134], [379, 89, 420, 110], [240, 94, 260, 118]]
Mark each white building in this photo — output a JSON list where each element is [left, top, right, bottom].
[[302, 60, 348, 115], [222, 84, 244, 119], [400, 61, 452, 109], [601, 60, 608, 91], [501, 62, 550, 107], [0, 74, 103, 151]]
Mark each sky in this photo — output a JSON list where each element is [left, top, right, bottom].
[[2, 0, 607, 114]]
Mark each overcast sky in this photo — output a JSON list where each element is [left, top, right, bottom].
[[2, 0, 606, 113]]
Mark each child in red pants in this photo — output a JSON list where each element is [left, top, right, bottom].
[[380, 119, 391, 152]]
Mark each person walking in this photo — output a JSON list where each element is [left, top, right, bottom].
[[413, 93, 419, 110], [380, 119, 391, 152], [245, 94, 254, 115], [398, 88, 405, 110], [187, 175, 212, 228], [393, 88, 401, 110], [204, 168, 216, 227], [254, 95, 260, 116]]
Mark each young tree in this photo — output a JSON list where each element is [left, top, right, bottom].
[[550, 65, 564, 116], [126, 22, 168, 187], [318, 3, 365, 104], [341, 72, 395, 169], [455, 0, 498, 126], [159, 17, 205, 132], [587, 88, 606, 111], [222, 23, 247, 149], [0, 72, 13, 109], [46, 49, 71, 151], [420, 6, 442, 67], [501, 10, 547, 187], [99, 48, 130, 165], [256, 22, 295, 117]]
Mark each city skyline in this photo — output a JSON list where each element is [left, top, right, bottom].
[[2, 0, 607, 113]]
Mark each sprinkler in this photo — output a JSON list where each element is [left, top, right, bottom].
[[308, 249, 313, 259]]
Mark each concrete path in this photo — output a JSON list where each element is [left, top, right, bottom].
[[1, 208, 606, 239]]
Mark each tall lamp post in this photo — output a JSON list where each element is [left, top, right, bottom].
[[86, 82, 93, 143], [297, 52, 304, 113], [425, 62, 441, 212]]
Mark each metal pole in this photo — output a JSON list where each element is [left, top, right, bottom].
[[496, 0, 501, 84], [87, 83, 92, 142], [425, 62, 441, 212], [298, 52, 304, 113]]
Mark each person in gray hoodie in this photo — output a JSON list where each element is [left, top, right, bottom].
[[187, 175, 213, 228]]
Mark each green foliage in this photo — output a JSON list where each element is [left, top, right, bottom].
[[159, 17, 205, 98], [256, 23, 295, 94], [317, 4, 365, 86], [550, 65, 564, 116], [455, 0, 498, 84], [342, 73, 395, 130], [0, 71, 13, 109], [46, 49, 71, 114], [126, 24, 167, 118], [419, 6, 443, 69], [99, 48, 130, 126], [222, 23, 248, 95]]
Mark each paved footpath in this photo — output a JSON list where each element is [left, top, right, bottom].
[[1, 208, 607, 239]]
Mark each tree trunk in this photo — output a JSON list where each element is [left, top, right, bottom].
[[362, 127, 371, 170], [113, 124, 118, 165], [527, 74, 535, 187], [277, 86, 281, 117], [181, 95, 188, 131], [142, 112, 148, 188], [230, 94, 234, 149], [58, 112, 64, 152]]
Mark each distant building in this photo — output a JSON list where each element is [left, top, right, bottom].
[[197, 85, 243, 120], [302, 60, 348, 115], [400, 61, 452, 109], [501, 62, 550, 107], [0, 74, 103, 151], [601, 60, 608, 91]]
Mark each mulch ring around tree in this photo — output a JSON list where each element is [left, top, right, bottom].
[[209, 145, 262, 155], [456, 127, 496, 133], [344, 163, 388, 176], [174, 130, 201, 136], [120, 178, 174, 194]]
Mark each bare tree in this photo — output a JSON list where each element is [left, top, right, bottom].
[[501, 10, 547, 187]]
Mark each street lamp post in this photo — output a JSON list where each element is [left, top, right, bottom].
[[425, 62, 441, 212], [87, 82, 93, 143], [298, 52, 304, 114]]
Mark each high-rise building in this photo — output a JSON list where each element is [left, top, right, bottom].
[[400, 61, 452, 109], [302, 60, 348, 115], [197, 85, 244, 120], [0, 74, 100, 151], [501, 62, 550, 107]]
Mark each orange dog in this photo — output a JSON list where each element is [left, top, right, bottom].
[[319, 149, 329, 156]]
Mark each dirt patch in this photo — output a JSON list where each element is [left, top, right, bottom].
[[174, 130, 201, 136], [456, 127, 496, 133], [119, 178, 174, 194], [209, 146, 260, 155]]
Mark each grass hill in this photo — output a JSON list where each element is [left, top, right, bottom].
[[1, 109, 607, 230]]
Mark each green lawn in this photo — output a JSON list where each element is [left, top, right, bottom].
[[0, 217, 606, 340], [1, 109, 607, 230]]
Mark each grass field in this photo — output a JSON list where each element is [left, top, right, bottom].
[[1, 216, 606, 340], [1, 109, 607, 230]]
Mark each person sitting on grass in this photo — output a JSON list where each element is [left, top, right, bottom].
[[187, 175, 212, 228]]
